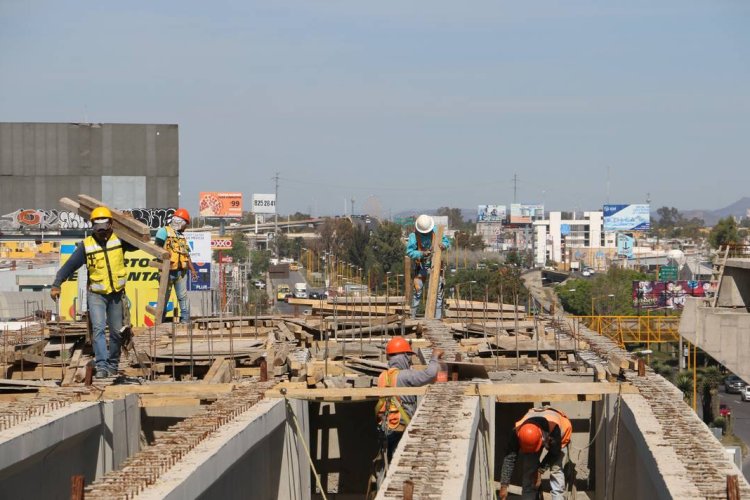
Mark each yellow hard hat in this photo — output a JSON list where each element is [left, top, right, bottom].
[[91, 206, 113, 221]]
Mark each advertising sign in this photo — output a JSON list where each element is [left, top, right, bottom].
[[220, 255, 234, 264], [59, 242, 176, 326], [211, 237, 233, 250], [252, 193, 276, 214], [632, 280, 716, 309], [603, 204, 650, 231], [658, 265, 678, 281], [188, 262, 211, 291], [477, 205, 506, 223], [185, 232, 212, 263], [199, 192, 243, 218], [509, 204, 544, 224], [616, 234, 634, 258]]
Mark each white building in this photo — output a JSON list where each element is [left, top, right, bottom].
[[533, 211, 616, 269]]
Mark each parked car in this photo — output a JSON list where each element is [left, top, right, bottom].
[[309, 291, 327, 300], [582, 269, 592, 277], [743, 386, 750, 402], [725, 375, 746, 394]]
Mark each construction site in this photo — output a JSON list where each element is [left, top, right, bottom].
[[0, 193, 746, 499]]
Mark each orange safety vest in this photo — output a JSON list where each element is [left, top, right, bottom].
[[515, 407, 572, 447], [375, 368, 410, 432]]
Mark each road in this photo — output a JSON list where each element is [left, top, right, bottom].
[[719, 388, 750, 480], [268, 269, 314, 315]]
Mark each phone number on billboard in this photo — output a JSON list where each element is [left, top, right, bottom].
[[254, 200, 275, 207]]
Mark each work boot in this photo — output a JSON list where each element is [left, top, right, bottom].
[[95, 369, 109, 379], [107, 367, 119, 377]]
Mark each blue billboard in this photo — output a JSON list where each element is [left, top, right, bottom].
[[617, 233, 634, 258], [188, 262, 212, 291], [603, 204, 650, 231]]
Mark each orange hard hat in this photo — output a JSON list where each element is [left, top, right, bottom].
[[386, 336, 414, 355], [173, 208, 191, 224], [517, 423, 544, 453]]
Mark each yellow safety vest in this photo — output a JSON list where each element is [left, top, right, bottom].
[[83, 235, 127, 295], [165, 226, 191, 271]]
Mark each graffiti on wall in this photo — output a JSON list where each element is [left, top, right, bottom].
[[0, 208, 175, 232]]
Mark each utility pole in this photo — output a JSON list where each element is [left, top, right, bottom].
[[273, 172, 279, 257], [513, 173, 518, 204], [351, 197, 355, 217]]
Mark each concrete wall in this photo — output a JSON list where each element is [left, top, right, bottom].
[[0, 397, 140, 499], [141, 398, 310, 500], [0, 122, 178, 214], [680, 297, 750, 383]]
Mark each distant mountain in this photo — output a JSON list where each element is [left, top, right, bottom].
[[682, 197, 750, 226]]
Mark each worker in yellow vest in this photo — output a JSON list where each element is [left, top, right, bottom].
[[499, 406, 573, 500], [50, 207, 137, 378], [154, 208, 197, 323]]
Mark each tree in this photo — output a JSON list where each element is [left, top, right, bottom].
[[454, 231, 486, 251], [249, 249, 271, 277], [365, 221, 404, 288], [708, 216, 739, 249], [437, 207, 473, 232], [699, 366, 723, 424], [556, 267, 653, 316]]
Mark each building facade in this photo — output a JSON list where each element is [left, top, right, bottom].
[[533, 211, 616, 269], [0, 122, 178, 215]]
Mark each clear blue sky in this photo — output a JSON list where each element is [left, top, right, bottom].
[[1, 1, 748, 218]]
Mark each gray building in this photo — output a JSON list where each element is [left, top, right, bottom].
[[0, 122, 178, 215]]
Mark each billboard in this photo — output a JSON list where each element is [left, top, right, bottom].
[[252, 193, 276, 214], [188, 262, 211, 291], [59, 242, 176, 326], [616, 234, 634, 258], [509, 204, 544, 224], [632, 280, 716, 309], [477, 205, 506, 223], [211, 237, 233, 250], [199, 192, 243, 218], [185, 232, 212, 263], [603, 204, 650, 231]]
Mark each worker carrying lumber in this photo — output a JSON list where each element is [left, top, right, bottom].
[[405, 214, 450, 319], [499, 406, 572, 500], [154, 208, 197, 324], [50, 207, 138, 378]]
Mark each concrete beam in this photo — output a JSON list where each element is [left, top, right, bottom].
[[0, 402, 100, 470], [680, 298, 750, 382], [137, 398, 310, 500]]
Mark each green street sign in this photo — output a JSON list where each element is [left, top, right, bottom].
[[659, 265, 678, 281]]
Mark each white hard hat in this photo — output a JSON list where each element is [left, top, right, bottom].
[[415, 214, 435, 234]]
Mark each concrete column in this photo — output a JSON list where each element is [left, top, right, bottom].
[[97, 394, 141, 477]]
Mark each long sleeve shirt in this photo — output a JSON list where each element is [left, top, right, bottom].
[[405, 231, 451, 265], [499, 417, 563, 485], [52, 237, 138, 288], [388, 353, 440, 419]]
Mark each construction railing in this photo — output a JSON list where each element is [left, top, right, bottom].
[[574, 315, 680, 347], [725, 244, 750, 258]]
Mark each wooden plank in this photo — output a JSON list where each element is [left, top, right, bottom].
[[424, 225, 444, 319], [61, 349, 83, 386], [152, 258, 171, 325], [404, 255, 413, 314], [203, 357, 226, 383], [77, 194, 151, 237], [41, 382, 235, 398], [267, 381, 638, 401]]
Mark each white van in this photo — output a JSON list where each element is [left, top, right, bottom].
[[293, 282, 307, 298]]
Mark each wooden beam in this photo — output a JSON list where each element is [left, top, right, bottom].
[[266, 381, 637, 401], [424, 225, 444, 319], [404, 255, 413, 313]]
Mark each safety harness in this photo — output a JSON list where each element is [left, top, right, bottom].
[[375, 368, 411, 433]]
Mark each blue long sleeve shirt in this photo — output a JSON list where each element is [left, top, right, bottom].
[[405, 231, 451, 264]]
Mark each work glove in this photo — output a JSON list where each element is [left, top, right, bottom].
[[50, 287, 61, 302], [421, 250, 431, 258]]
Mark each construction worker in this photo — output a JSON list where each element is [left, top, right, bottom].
[[406, 214, 451, 319], [154, 208, 197, 324], [375, 336, 445, 460], [499, 406, 573, 500], [50, 207, 137, 378]]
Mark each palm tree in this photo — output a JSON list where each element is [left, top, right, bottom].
[[674, 372, 693, 406]]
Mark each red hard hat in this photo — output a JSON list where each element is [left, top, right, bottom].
[[386, 336, 414, 355], [173, 208, 191, 224], [517, 423, 544, 453]]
